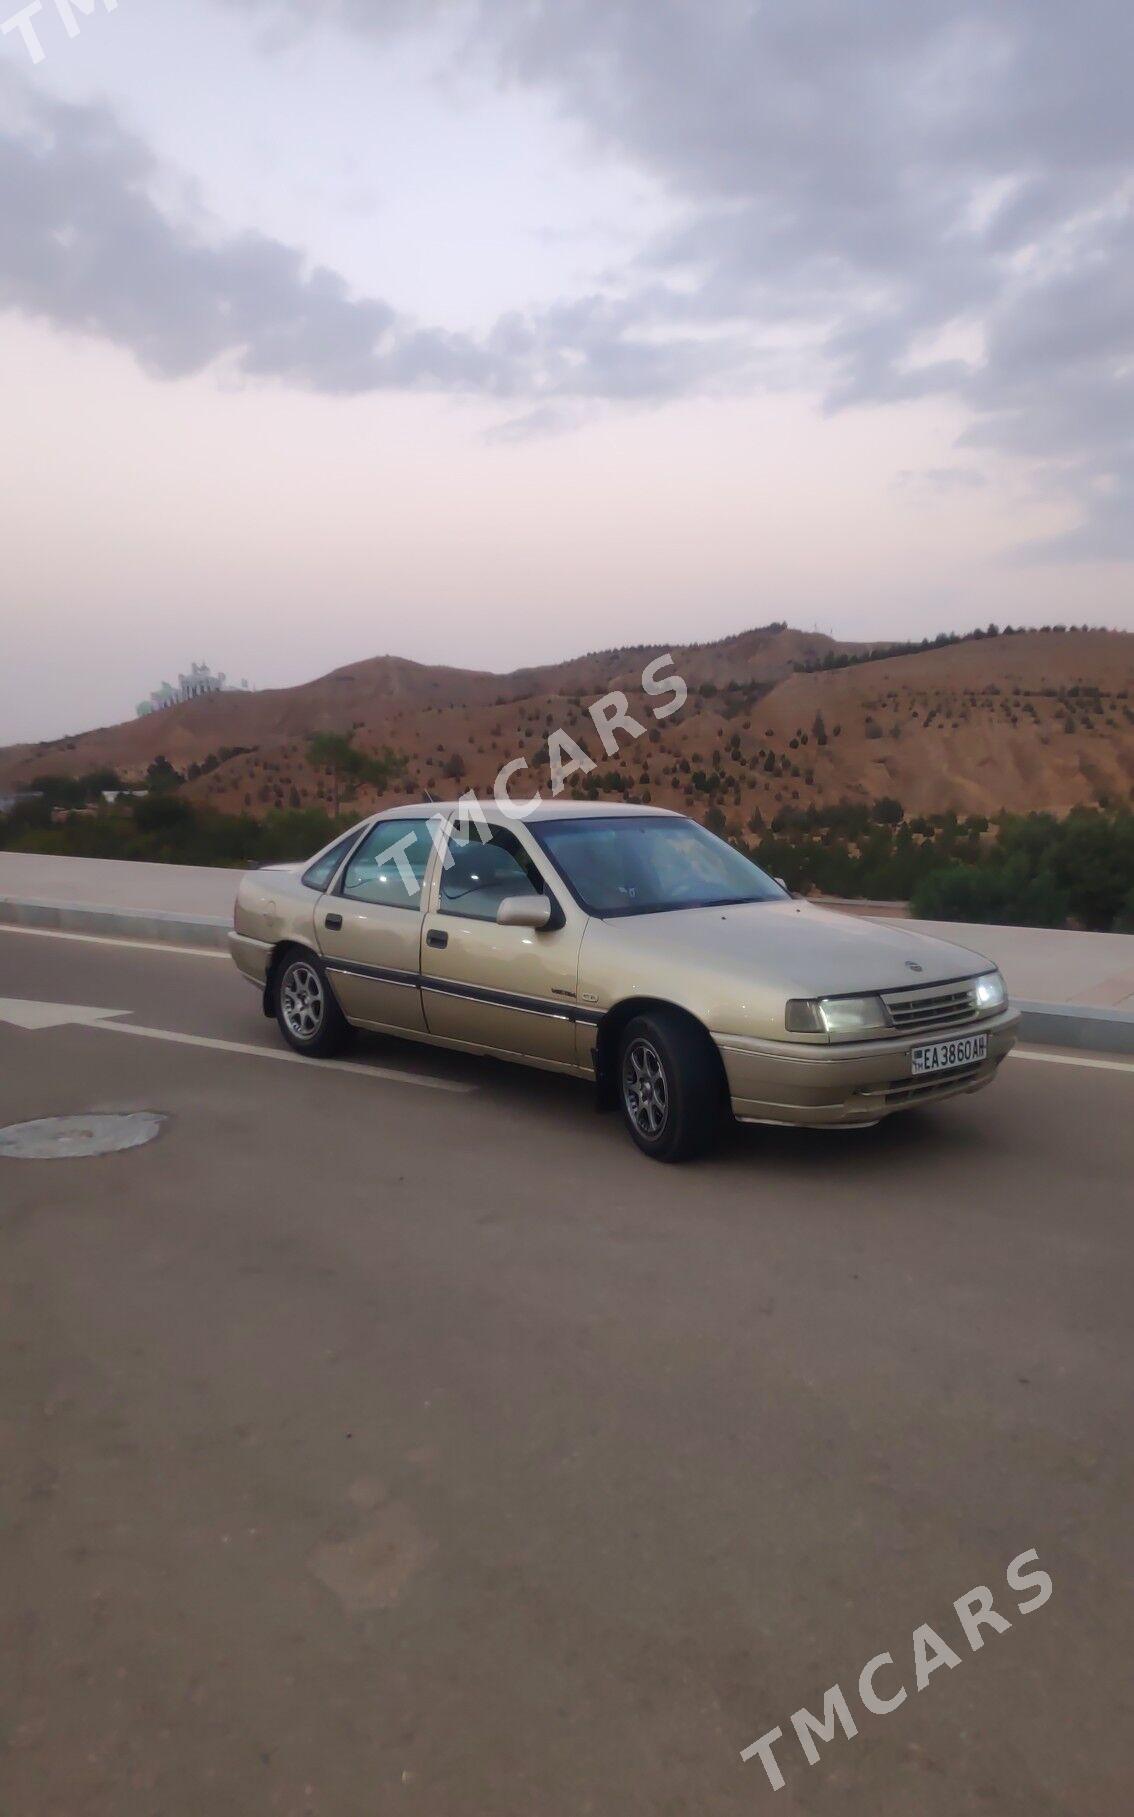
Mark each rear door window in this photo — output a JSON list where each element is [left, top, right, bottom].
[[340, 818, 437, 909]]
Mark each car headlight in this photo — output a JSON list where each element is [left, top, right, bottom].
[[785, 994, 892, 1036], [974, 971, 1007, 1013]]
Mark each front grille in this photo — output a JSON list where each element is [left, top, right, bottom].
[[882, 980, 976, 1036]]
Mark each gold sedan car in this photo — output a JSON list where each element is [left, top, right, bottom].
[[230, 800, 1019, 1160]]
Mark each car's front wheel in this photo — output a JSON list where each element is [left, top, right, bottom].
[[273, 951, 352, 1058], [617, 1010, 720, 1161]]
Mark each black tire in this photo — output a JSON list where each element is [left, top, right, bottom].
[[273, 950, 352, 1058], [617, 1010, 720, 1161]]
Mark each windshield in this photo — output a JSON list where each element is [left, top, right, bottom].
[[533, 816, 787, 917]]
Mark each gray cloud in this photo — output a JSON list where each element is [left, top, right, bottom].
[[0, 76, 507, 394], [0, 70, 725, 415], [5, 1, 1134, 554]]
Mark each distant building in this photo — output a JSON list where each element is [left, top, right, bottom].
[[136, 663, 252, 717]]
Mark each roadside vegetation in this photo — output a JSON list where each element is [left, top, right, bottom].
[[2, 758, 1131, 933], [0, 787, 355, 869], [0, 731, 406, 867], [748, 801, 1134, 933]]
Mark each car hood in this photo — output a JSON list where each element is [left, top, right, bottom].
[[591, 898, 994, 1000]]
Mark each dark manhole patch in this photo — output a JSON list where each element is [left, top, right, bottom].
[[0, 1113, 166, 1161]]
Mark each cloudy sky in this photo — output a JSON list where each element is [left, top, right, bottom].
[[2, 0, 1132, 742]]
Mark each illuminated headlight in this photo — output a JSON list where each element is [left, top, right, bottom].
[[785, 994, 892, 1036], [974, 971, 1007, 1013]]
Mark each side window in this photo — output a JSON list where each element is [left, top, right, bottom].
[[341, 818, 437, 909], [440, 824, 544, 923], [302, 830, 360, 893]]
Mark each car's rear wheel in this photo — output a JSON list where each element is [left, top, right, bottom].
[[273, 951, 352, 1058], [617, 1010, 720, 1161]]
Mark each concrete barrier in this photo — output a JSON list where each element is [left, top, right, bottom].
[[1014, 1001, 1134, 1057], [0, 895, 231, 950], [0, 851, 238, 951]]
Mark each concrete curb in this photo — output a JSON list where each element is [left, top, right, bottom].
[[0, 897, 231, 951], [1016, 1000, 1134, 1057]]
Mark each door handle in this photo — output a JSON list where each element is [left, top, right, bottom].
[[426, 928, 448, 949], [323, 912, 343, 931]]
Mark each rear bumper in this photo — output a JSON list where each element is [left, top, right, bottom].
[[716, 1007, 1020, 1126], [228, 929, 273, 987]]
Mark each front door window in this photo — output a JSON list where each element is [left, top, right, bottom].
[[438, 824, 545, 922]]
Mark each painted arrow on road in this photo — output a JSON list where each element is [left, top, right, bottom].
[[0, 998, 128, 1030], [0, 997, 473, 1091]]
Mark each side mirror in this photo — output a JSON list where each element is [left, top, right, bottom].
[[496, 895, 552, 930]]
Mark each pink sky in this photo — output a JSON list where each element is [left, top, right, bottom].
[[2, 1, 1131, 742]]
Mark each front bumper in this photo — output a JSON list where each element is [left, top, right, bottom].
[[716, 1007, 1020, 1126]]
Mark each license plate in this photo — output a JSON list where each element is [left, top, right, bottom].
[[911, 1032, 988, 1076]]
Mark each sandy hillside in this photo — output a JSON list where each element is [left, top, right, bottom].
[[3, 627, 1131, 827]]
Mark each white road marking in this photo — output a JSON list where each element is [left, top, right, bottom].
[[0, 997, 131, 1030], [0, 997, 474, 1093], [98, 1021, 474, 1091], [1010, 1047, 1134, 1075], [0, 923, 228, 959]]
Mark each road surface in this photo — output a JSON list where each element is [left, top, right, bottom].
[[1, 923, 1131, 1816]]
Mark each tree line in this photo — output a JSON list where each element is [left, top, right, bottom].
[[791, 623, 1117, 675]]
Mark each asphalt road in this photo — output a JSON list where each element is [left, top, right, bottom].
[[1, 924, 1132, 1817]]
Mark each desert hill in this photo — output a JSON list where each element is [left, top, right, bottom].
[[4, 626, 1132, 829]]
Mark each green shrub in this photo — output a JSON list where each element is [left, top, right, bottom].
[[911, 856, 1070, 927]]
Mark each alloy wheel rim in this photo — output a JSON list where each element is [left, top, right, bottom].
[[281, 962, 325, 1041], [622, 1037, 669, 1139]]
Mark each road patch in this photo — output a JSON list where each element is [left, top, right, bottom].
[[0, 1112, 166, 1161]]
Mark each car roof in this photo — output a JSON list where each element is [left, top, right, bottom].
[[373, 799, 680, 822]]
